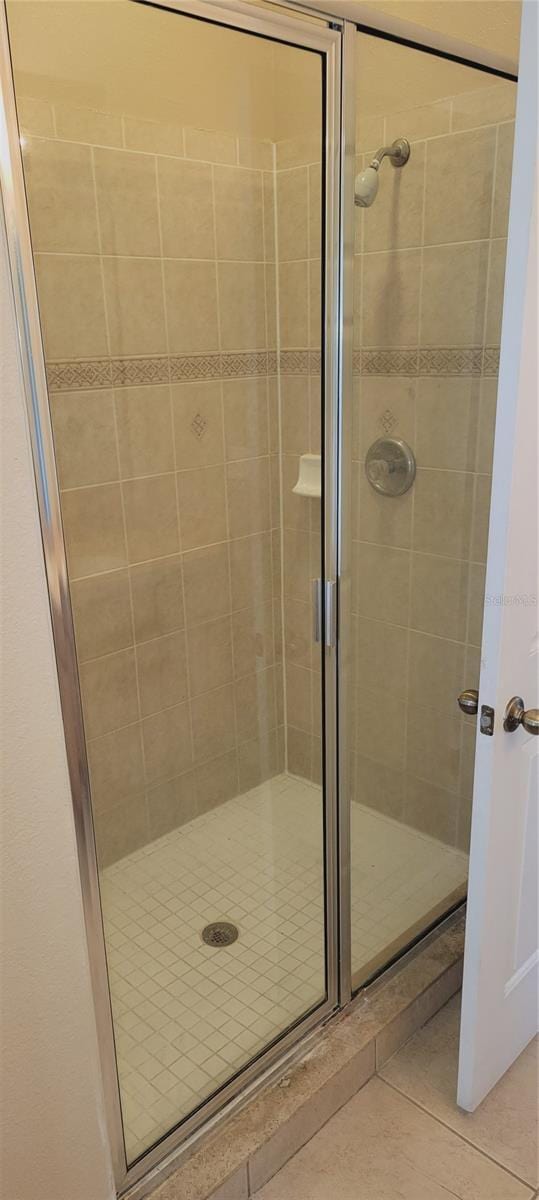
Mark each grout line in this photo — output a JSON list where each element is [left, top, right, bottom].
[[25, 119, 518, 155], [58, 450, 306, 492], [66, 539, 491, 589], [379, 1076, 536, 1191], [89, 141, 151, 841], [89, 714, 280, 763], [32, 238, 507, 262], [210, 160, 240, 796], [272, 140, 289, 775], [58, 453, 293, 487], [261, 149, 279, 780], [399, 133, 429, 825], [153, 150, 196, 786], [76, 597, 318, 668], [22, 104, 515, 156], [34, 247, 274, 265]]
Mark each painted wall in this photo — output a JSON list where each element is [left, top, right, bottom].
[[0, 219, 114, 1200], [0, 3, 524, 1193], [365, 1, 522, 61], [7, 0, 320, 141], [9, 0, 519, 142]]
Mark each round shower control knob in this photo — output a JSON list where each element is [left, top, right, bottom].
[[365, 437, 416, 497]]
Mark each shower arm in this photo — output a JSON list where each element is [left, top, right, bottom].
[[369, 137, 410, 172]]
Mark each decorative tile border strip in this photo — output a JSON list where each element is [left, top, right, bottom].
[[279, 350, 321, 375], [353, 346, 500, 377], [169, 353, 223, 382], [417, 347, 484, 375], [111, 356, 170, 386], [482, 346, 500, 376], [220, 351, 270, 378], [277, 347, 495, 378], [46, 358, 112, 391], [362, 348, 419, 376], [47, 351, 278, 392], [278, 350, 309, 374], [45, 346, 501, 392]]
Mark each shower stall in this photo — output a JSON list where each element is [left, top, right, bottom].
[[0, 0, 517, 1190]]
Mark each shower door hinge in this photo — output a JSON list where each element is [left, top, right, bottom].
[[313, 579, 337, 648]]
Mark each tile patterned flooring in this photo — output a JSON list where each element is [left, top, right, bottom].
[[101, 773, 467, 1162], [255, 995, 538, 1199]]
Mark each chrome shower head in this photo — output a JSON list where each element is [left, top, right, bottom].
[[354, 164, 380, 208], [354, 137, 410, 208]]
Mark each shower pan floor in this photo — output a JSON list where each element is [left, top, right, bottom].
[[101, 773, 467, 1162]]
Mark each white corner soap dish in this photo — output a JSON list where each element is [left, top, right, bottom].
[[292, 453, 322, 498]]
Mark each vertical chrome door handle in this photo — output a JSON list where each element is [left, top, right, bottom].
[[312, 579, 336, 647], [325, 580, 336, 647], [313, 578, 323, 643]]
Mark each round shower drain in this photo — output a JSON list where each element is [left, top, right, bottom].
[[201, 921, 239, 948]]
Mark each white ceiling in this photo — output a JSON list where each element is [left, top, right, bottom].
[[360, 1, 521, 60]]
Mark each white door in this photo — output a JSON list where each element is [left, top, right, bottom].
[[458, 0, 538, 1112]]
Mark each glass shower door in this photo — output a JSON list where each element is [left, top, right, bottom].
[[5, 0, 337, 1170], [349, 28, 516, 988]]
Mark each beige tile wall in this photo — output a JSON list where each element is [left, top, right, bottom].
[[19, 98, 286, 865], [19, 74, 516, 863], [350, 80, 516, 851], [272, 78, 515, 849]]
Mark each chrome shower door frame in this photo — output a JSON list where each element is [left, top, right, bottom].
[[0, 0, 350, 1192]]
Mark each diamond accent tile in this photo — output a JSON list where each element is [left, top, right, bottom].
[[379, 408, 397, 434], [190, 412, 207, 440]]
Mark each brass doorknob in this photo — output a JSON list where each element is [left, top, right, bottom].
[[503, 696, 539, 734], [457, 688, 479, 715]]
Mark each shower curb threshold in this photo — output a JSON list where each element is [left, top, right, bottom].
[[133, 912, 465, 1200]]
